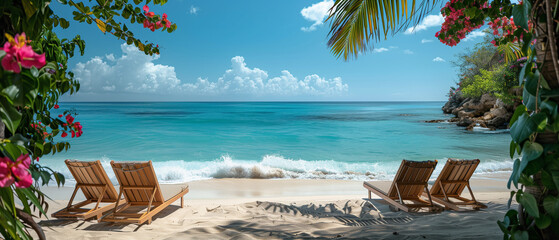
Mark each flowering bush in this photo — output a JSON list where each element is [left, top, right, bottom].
[[0, 0, 177, 239], [436, 0, 490, 46], [487, 16, 533, 46], [438, 0, 559, 238], [142, 5, 173, 32]]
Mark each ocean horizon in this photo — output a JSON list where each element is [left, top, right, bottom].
[[44, 101, 513, 183]]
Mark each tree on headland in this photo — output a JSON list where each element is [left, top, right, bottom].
[[0, 0, 176, 239], [326, 0, 559, 238]]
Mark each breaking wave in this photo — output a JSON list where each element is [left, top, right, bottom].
[[55, 155, 514, 184]]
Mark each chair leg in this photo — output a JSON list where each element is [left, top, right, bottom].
[[368, 190, 371, 199], [180, 196, 184, 208], [67, 185, 80, 209], [424, 184, 434, 207], [466, 182, 477, 202]]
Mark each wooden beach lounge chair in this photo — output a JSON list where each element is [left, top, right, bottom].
[[101, 161, 189, 225], [363, 160, 440, 212], [426, 159, 487, 211], [52, 160, 124, 220]]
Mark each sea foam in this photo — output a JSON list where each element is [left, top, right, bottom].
[[56, 155, 514, 184]]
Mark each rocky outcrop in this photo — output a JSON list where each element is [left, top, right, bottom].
[[436, 92, 515, 130]]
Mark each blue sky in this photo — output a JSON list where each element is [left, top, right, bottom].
[[52, 0, 488, 102]]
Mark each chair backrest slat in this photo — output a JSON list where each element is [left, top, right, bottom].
[[65, 160, 118, 201], [430, 159, 480, 197], [388, 160, 437, 199], [110, 161, 165, 204]]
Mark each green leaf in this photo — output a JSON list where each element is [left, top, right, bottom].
[[524, 72, 539, 96], [512, 230, 529, 240], [510, 113, 536, 143], [512, 1, 531, 30], [0, 97, 22, 134], [536, 215, 552, 229], [519, 62, 528, 86], [510, 141, 517, 159], [508, 158, 521, 189], [522, 87, 539, 111], [531, 113, 548, 132], [552, 170, 559, 192], [508, 191, 516, 208], [497, 219, 509, 234], [521, 142, 543, 162], [543, 196, 559, 219], [509, 105, 526, 127], [516, 190, 539, 218], [30, 66, 39, 78], [21, 0, 38, 19], [541, 170, 557, 190], [19, 188, 46, 217], [540, 100, 557, 118]]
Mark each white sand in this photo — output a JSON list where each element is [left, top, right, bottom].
[[35, 173, 513, 239]]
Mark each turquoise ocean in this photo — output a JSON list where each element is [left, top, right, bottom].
[[43, 102, 513, 183]]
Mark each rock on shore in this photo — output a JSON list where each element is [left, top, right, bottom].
[[439, 92, 515, 130]]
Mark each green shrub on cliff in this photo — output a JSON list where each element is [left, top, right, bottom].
[[451, 35, 522, 103], [461, 67, 502, 98]]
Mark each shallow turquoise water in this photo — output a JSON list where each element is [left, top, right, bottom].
[[43, 102, 513, 182]]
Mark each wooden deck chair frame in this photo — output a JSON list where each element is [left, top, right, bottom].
[[52, 160, 125, 221], [101, 161, 189, 225], [363, 160, 440, 212], [425, 159, 487, 211]]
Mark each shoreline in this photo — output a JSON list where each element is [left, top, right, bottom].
[[39, 172, 510, 201], [36, 173, 513, 239]]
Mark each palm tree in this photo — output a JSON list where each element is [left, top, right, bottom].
[[326, 0, 442, 60]]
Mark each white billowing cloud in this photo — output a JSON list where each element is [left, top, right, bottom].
[[300, 0, 334, 32], [73, 44, 348, 98], [463, 30, 486, 42], [190, 6, 199, 14], [373, 47, 389, 53], [421, 39, 433, 43], [74, 45, 182, 94], [433, 57, 446, 62], [403, 49, 414, 54], [105, 54, 115, 61], [404, 14, 444, 34]]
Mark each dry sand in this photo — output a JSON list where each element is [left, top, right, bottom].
[[35, 173, 513, 239]]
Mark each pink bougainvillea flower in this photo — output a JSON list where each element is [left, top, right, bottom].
[[17, 45, 46, 69], [164, 19, 171, 28], [61, 132, 68, 138], [156, 21, 163, 29], [146, 11, 155, 18], [143, 5, 150, 12], [162, 13, 168, 19], [143, 19, 150, 28], [0, 158, 15, 187], [71, 130, 76, 138], [54, 104, 59, 109], [0, 154, 32, 188], [66, 114, 74, 124], [12, 155, 32, 188], [1, 33, 46, 73], [58, 114, 63, 118], [1, 51, 20, 73]]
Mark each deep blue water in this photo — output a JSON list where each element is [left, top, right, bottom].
[[43, 102, 513, 182]]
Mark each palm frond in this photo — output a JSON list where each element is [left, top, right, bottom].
[[326, 0, 443, 60], [497, 42, 529, 63]]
